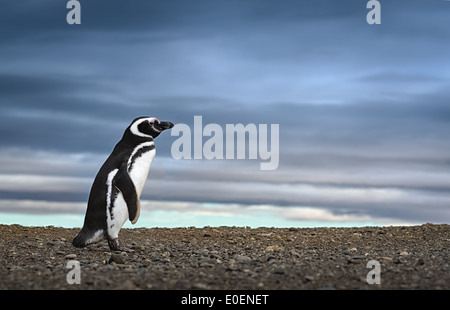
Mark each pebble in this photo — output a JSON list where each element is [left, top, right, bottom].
[[273, 269, 285, 275], [108, 253, 126, 264], [1, 224, 448, 290], [265, 245, 282, 252], [199, 257, 216, 267], [378, 256, 393, 261], [352, 255, 366, 260], [234, 254, 251, 262], [193, 283, 209, 289], [65, 254, 77, 259], [416, 258, 425, 266], [304, 275, 315, 282], [114, 280, 136, 290]]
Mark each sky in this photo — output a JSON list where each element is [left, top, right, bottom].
[[0, 0, 449, 228]]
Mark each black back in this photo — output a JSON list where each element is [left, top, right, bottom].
[[73, 116, 173, 247], [81, 120, 154, 231]]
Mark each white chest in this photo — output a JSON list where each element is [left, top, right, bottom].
[[127, 142, 156, 197]]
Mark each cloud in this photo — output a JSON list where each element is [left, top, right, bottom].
[[3, 148, 449, 224], [272, 206, 410, 225], [2, 1, 449, 106], [2, 86, 450, 224], [140, 200, 414, 226], [0, 199, 416, 228], [0, 199, 86, 215], [0, 1, 449, 226]]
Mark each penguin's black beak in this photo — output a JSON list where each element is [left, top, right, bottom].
[[155, 121, 174, 131]]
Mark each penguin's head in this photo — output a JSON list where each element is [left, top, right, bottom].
[[129, 116, 174, 139]]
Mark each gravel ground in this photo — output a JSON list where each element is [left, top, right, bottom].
[[0, 223, 448, 290]]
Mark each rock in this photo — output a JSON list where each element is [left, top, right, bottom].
[[114, 280, 136, 290], [65, 254, 77, 259], [234, 254, 251, 262], [378, 256, 393, 261], [0, 223, 449, 290], [304, 275, 315, 282], [193, 282, 209, 289], [266, 255, 277, 262], [265, 245, 282, 252], [318, 284, 336, 290], [132, 245, 146, 251], [108, 253, 126, 264], [273, 269, 285, 275], [416, 258, 425, 266], [199, 257, 216, 267]]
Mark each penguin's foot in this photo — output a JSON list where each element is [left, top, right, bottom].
[[107, 238, 134, 252]]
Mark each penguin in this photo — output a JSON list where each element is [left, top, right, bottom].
[[72, 116, 174, 251]]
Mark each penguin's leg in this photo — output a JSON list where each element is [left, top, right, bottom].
[[107, 237, 134, 252], [106, 180, 134, 252]]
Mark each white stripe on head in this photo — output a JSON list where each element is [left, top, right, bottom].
[[130, 117, 159, 138]]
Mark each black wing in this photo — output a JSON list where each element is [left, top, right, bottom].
[[113, 162, 140, 224]]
